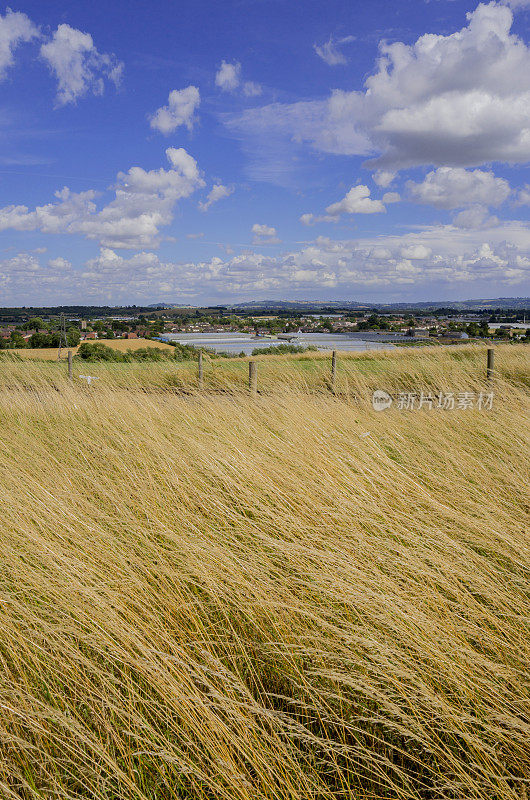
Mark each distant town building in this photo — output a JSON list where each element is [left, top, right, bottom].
[[489, 322, 530, 330], [442, 331, 469, 340]]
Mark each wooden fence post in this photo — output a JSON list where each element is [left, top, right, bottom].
[[198, 351, 204, 390], [67, 350, 73, 381], [331, 350, 337, 394], [486, 347, 494, 382], [249, 360, 258, 396]]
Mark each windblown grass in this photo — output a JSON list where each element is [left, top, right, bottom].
[[0, 342, 528, 394], [0, 345, 528, 799]]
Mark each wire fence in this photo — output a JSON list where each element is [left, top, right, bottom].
[[0, 344, 528, 403]]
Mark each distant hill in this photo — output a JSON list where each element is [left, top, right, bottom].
[[230, 298, 530, 311], [147, 303, 197, 309], [230, 300, 371, 310], [384, 298, 530, 310]]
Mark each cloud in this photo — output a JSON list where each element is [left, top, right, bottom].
[[0, 187, 99, 234], [252, 223, 280, 244], [3, 218, 529, 305], [0, 251, 74, 301], [227, 3, 530, 173], [252, 223, 276, 237], [83, 247, 161, 276], [300, 215, 328, 226], [0, 252, 40, 280], [40, 23, 123, 105], [400, 244, 432, 260], [326, 185, 386, 216], [407, 167, 511, 209], [503, 0, 530, 7], [452, 204, 500, 229], [302, 185, 386, 224], [0, 147, 204, 248], [225, 98, 371, 166], [242, 81, 262, 97], [382, 192, 400, 204], [215, 59, 262, 96], [314, 35, 355, 66], [373, 170, 395, 188], [0, 8, 39, 78], [198, 183, 234, 212], [149, 86, 200, 134], [48, 256, 72, 270], [269, 223, 529, 290], [0, 12, 121, 106], [215, 60, 241, 91], [516, 184, 530, 204]]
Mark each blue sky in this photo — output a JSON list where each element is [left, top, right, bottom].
[[1, 0, 530, 304]]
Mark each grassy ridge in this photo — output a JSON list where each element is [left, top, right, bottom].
[[11, 338, 176, 359], [0, 346, 528, 799]]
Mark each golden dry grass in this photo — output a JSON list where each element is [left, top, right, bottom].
[[12, 338, 175, 359], [0, 344, 528, 799]]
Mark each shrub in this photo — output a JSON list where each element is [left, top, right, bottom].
[[77, 343, 186, 362], [128, 346, 168, 361], [76, 342, 126, 362], [251, 343, 318, 356]]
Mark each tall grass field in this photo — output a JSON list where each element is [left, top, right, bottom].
[[0, 344, 528, 799]]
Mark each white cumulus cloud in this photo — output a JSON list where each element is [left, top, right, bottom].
[[215, 60, 241, 91], [227, 3, 530, 174], [302, 185, 386, 224], [374, 170, 395, 188], [1, 218, 530, 305], [0, 147, 204, 249], [452, 205, 500, 229], [407, 167, 511, 209], [252, 223, 280, 243], [326, 185, 386, 216], [215, 59, 262, 96], [48, 256, 73, 270], [0, 8, 39, 78], [40, 23, 123, 105], [516, 184, 530, 204], [149, 86, 200, 134], [401, 244, 432, 260], [252, 223, 276, 236], [198, 184, 233, 212]]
